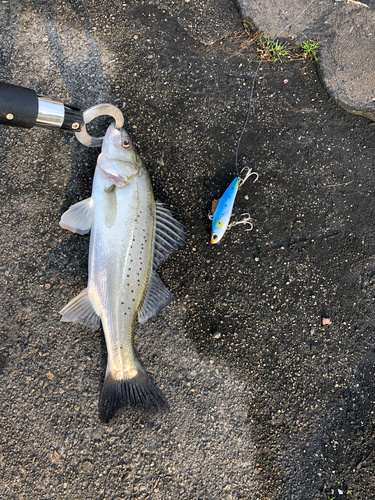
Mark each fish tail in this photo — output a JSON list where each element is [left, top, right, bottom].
[[99, 364, 168, 423]]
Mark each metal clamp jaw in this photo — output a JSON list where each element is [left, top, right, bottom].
[[33, 100, 125, 146], [75, 104, 124, 147]]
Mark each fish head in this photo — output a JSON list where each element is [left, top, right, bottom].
[[98, 123, 141, 186], [210, 219, 225, 244], [102, 122, 140, 162]]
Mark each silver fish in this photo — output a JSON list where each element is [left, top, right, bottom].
[[59, 123, 185, 422]]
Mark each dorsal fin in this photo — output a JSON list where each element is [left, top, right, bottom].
[[153, 203, 186, 269]]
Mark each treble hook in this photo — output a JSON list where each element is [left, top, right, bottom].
[[238, 167, 259, 188], [228, 213, 253, 232]]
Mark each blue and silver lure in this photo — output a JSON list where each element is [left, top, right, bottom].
[[210, 168, 258, 244], [211, 177, 239, 244]]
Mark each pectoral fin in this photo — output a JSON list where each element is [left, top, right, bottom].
[[138, 271, 174, 324], [60, 288, 100, 329], [60, 197, 94, 235], [103, 186, 117, 228]]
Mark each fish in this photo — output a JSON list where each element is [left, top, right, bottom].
[[59, 123, 186, 422]]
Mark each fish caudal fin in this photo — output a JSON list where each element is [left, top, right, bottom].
[[99, 366, 168, 423]]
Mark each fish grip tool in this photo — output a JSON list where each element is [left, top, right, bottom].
[[0, 82, 124, 147]]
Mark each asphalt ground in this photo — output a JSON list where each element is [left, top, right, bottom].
[[0, 1, 375, 499]]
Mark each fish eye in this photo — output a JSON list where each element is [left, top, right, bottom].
[[121, 139, 132, 150], [212, 234, 218, 240]]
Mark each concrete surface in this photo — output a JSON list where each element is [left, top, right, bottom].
[[237, 0, 375, 120], [1, 1, 375, 500]]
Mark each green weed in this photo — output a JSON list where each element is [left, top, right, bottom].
[[301, 39, 320, 61], [258, 34, 289, 64]]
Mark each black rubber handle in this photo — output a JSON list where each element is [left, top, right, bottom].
[[0, 82, 38, 129]]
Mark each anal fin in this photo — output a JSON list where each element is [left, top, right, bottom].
[[138, 271, 174, 324], [60, 288, 100, 329]]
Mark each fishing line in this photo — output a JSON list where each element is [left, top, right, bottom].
[[234, 0, 318, 175]]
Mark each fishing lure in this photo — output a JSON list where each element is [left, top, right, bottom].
[[211, 167, 258, 244], [210, 0, 317, 244]]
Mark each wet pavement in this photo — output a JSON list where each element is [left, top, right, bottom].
[[0, 1, 375, 499]]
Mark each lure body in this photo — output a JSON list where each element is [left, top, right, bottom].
[[211, 177, 239, 244]]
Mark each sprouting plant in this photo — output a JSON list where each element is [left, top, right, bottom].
[[258, 34, 289, 64], [301, 39, 320, 61]]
